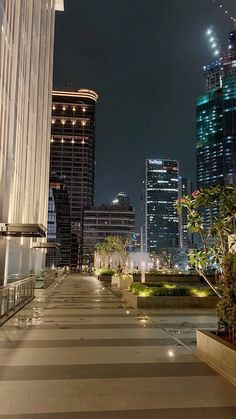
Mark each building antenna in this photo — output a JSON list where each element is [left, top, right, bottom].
[[211, 0, 236, 27]]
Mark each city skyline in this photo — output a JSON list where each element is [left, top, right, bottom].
[[53, 0, 236, 227]]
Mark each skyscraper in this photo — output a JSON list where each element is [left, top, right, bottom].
[[50, 89, 98, 267], [0, 0, 63, 282], [83, 194, 135, 267], [196, 29, 236, 189], [47, 173, 71, 267], [144, 159, 179, 253], [112, 192, 130, 206]]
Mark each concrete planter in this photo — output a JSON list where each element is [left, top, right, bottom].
[[132, 274, 215, 284], [134, 273, 215, 284], [123, 290, 218, 309], [111, 275, 133, 290], [97, 275, 112, 282], [197, 330, 236, 386]]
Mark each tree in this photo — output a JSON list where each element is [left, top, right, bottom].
[[95, 236, 131, 272], [95, 241, 112, 268], [106, 236, 130, 272], [176, 185, 236, 343]]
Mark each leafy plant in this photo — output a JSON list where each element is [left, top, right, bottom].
[[95, 236, 131, 273], [176, 185, 236, 343], [98, 269, 116, 276]]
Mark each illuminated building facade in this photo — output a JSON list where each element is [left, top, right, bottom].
[[50, 89, 98, 267], [112, 192, 130, 206], [46, 173, 71, 267], [0, 0, 63, 282], [144, 159, 179, 252], [197, 30, 236, 189], [83, 202, 135, 267]]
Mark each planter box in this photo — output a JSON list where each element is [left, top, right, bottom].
[[197, 330, 236, 386], [97, 275, 112, 282], [123, 290, 218, 309], [111, 275, 133, 290], [132, 274, 215, 284]]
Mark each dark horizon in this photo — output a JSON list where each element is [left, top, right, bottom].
[[53, 0, 236, 228]]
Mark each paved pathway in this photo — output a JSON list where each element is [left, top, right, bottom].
[[0, 274, 236, 418]]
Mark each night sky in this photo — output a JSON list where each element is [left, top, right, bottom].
[[53, 0, 236, 227]]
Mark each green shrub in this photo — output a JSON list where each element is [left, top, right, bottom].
[[129, 283, 147, 295], [129, 282, 215, 297], [99, 269, 116, 276], [152, 286, 191, 296]]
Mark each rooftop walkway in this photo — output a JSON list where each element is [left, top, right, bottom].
[[0, 273, 236, 418]]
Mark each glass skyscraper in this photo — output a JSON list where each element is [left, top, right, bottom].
[[144, 159, 179, 253], [196, 30, 236, 189], [47, 173, 71, 267], [50, 89, 98, 267]]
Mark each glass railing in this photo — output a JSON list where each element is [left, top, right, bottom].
[[0, 276, 35, 325], [34, 267, 65, 288]]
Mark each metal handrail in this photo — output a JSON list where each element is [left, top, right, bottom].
[[0, 276, 35, 325]]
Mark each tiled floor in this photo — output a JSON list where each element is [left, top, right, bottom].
[[0, 274, 236, 418]]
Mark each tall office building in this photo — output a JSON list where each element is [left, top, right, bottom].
[[50, 89, 98, 267], [196, 29, 236, 189], [46, 173, 71, 267], [112, 192, 130, 206], [144, 159, 179, 253], [83, 199, 135, 267], [0, 0, 63, 283]]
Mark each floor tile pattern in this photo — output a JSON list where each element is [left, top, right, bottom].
[[0, 274, 235, 418]]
